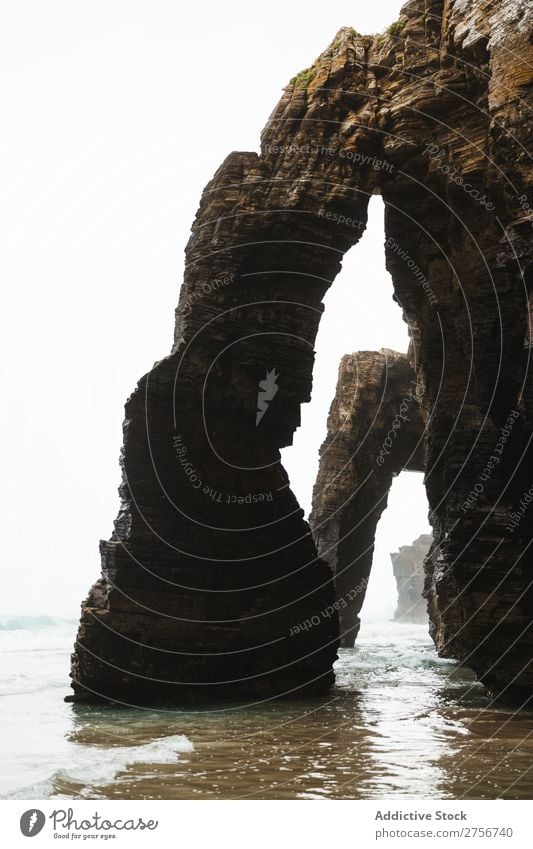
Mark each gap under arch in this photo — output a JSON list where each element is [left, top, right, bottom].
[[282, 196, 409, 517], [362, 470, 431, 626]]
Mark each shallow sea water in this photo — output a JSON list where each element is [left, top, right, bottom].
[[2, 617, 533, 800]]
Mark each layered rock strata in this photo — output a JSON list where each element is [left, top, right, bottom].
[[71, 0, 533, 704], [391, 534, 433, 623], [310, 350, 426, 646]]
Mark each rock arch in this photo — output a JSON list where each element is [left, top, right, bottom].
[[71, 0, 533, 705]]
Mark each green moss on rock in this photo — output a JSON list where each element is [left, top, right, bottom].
[[387, 20, 406, 37], [290, 67, 316, 90]]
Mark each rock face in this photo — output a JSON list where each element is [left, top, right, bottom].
[[310, 349, 425, 646], [391, 534, 433, 624], [71, 0, 533, 705]]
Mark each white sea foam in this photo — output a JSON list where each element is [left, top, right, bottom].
[[57, 734, 194, 784], [5, 735, 194, 799]]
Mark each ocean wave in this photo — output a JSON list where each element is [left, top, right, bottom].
[[0, 615, 76, 631], [3, 734, 194, 799]]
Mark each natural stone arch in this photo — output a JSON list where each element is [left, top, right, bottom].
[[70, 1, 533, 705], [310, 350, 426, 647]]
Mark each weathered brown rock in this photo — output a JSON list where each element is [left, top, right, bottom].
[[71, 0, 533, 705], [391, 534, 433, 624], [310, 350, 425, 646]]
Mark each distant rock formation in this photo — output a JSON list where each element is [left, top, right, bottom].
[[310, 349, 425, 646], [391, 534, 432, 624]]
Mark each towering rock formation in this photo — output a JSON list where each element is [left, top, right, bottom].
[[71, 0, 533, 705], [391, 534, 433, 624]]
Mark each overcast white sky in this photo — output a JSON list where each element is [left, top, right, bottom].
[[0, 0, 430, 619]]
